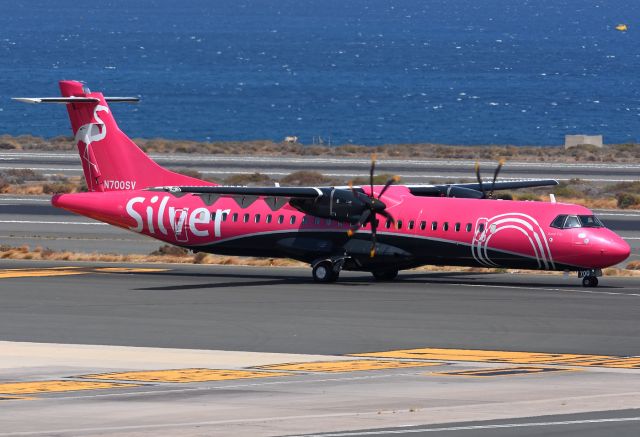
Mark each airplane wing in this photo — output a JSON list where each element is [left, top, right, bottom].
[[408, 179, 558, 198], [153, 185, 325, 198], [153, 178, 558, 199]]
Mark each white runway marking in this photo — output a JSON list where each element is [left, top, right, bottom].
[[456, 283, 640, 297], [291, 416, 640, 436], [2, 412, 638, 436], [0, 220, 105, 226]]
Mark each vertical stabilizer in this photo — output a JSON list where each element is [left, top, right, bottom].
[[54, 80, 212, 191]]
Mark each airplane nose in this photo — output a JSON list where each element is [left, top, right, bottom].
[[604, 238, 631, 265]]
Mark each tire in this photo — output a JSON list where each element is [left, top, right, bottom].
[[372, 268, 399, 281], [312, 261, 337, 283], [582, 276, 598, 287]]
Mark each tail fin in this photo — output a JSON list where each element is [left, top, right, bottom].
[[16, 81, 213, 192]]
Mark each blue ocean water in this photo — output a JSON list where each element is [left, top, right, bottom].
[[0, 0, 639, 145]]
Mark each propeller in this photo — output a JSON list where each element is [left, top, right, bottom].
[[475, 159, 506, 199], [346, 155, 399, 257]]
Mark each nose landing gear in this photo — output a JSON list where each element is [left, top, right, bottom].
[[579, 269, 601, 287]]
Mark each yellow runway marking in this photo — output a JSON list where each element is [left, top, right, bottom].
[[0, 267, 169, 279], [0, 269, 88, 279], [352, 348, 640, 369], [0, 395, 35, 401], [258, 359, 443, 373], [0, 380, 138, 395], [94, 268, 168, 273], [432, 366, 577, 377], [80, 368, 291, 383]]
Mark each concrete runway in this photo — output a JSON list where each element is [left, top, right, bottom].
[[0, 261, 639, 436], [2, 151, 640, 182]]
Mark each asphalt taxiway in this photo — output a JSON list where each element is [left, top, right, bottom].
[[0, 261, 639, 436], [3, 151, 640, 182], [1, 192, 640, 435]]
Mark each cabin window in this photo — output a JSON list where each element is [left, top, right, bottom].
[[326, 218, 332, 225], [222, 212, 228, 221], [315, 217, 321, 225], [243, 213, 250, 223], [396, 220, 403, 230], [408, 220, 415, 230], [443, 222, 449, 231], [266, 214, 272, 224], [478, 223, 485, 233], [454, 222, 461, 232], [232, 213, 238, 222], [385, 219, 391, 229], [210, 211, 216, 221], [277, 215, 284, 224], [254, 214, 261, 223], [290, 215, 296, 225], [420, 221, 426, 231], [302, 216, 308, 225], [466, 223, 472, 232], [431, 221, 437, 231]]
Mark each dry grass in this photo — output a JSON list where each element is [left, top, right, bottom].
[[0, 244, 306, 267], [1, 244, 638, 277], [3, 134, 640, 163]]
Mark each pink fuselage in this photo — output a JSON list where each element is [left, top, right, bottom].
[[52, 185, 630, 272]]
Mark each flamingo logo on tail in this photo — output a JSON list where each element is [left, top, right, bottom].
[[74, 105, 109, 191]]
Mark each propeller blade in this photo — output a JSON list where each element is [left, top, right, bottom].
[[489, 159, 505, 199], [354, 190, 374, 207], [475, 161, 485, 197], [369, 154, 377, 197], [379, 175, 400, 198], [370, 215, 378, 258], [347, 209, 371, 236]]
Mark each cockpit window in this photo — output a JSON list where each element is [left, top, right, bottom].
[[550, 214, 604, 229], [579, 215, 604, 228], [564, 216, 581, 228], [550, 215, 567, 229]]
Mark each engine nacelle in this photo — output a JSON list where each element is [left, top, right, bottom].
[[289, 188, 368, 224]]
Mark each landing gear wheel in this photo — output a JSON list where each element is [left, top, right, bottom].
[[582, 276, 598, 287], [312, 261, 338, 283], [372, 268, 399, 281]]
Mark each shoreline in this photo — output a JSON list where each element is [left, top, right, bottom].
[[1, 134, 640, 163]]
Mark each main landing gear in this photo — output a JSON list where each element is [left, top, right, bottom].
[[311, 257, 399, 283], [312, 260, 339, 283], [311, 257, 348, 283]]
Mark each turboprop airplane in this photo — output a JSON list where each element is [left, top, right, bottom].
[[13, 81, 630, 287]]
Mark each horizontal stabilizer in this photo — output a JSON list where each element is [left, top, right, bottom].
[[12, 96, 139, 104]]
